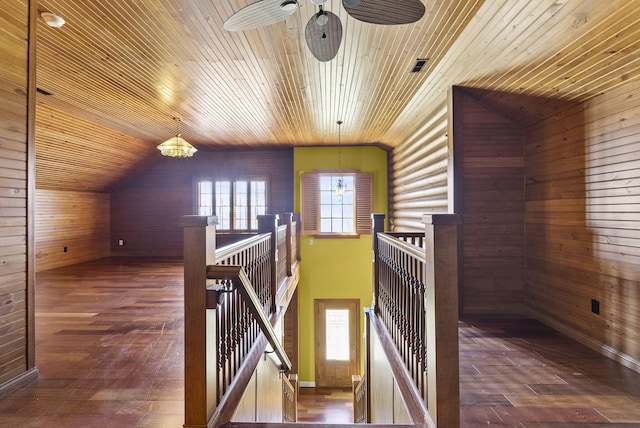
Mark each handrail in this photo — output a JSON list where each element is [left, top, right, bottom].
[[208, 264, 292, 372], [378, 232, 425, 259], [386, 232, 426, 248], [215, 232, 270, 262]]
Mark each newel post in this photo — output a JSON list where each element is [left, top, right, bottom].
[[258, 214, 279, 313], [293, 213, 301, 261], [423, 213, 460, 428], [371, 214, 385, 314], [282, 212, 294, 276], [180, 215, 218, 428]]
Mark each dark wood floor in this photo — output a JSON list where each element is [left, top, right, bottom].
[[0, 257, 185, 427], [297, 387, 354, 423], [459, 317, 640, 427], [1, 258, 639, 427]]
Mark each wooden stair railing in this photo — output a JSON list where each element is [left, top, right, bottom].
[[181, 214, 300, 428], [282, 374, 297, 423], [368, 213, 461, 428], [207, 264, 292, 372], [351, 375, 367, 423]]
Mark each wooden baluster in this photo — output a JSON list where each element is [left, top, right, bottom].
[[232, 285, 239, 378], [221, 284, 231, 396], [258, 214, 279, 314], [217, 291, 223, 400]]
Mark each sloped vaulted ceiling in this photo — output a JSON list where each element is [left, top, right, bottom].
[[33, 0, 640, 191]]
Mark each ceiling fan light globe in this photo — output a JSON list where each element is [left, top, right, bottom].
[[280, 0, 298, 11], [311, 0, 327, 5], [315, 13, 329, 26]]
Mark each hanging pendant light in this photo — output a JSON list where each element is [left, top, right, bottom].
[[334, 120, 346, 196], [157, 117, 197, 158]]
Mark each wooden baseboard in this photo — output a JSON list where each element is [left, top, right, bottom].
[[0, 367, 39, 400], [528, 308, 640, 375], [461, 307, 640, 375]]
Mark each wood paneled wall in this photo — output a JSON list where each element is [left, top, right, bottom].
[[0, 0, 37, 395], [34, 190, 110, 272], [389, 101, 449, 231], [35, 103, 153, 193], [111, 149, 294, 256], [451, 88, 526, 314], [525, 81, 640, 371]]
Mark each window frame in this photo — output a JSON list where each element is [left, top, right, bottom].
[[196, 176, 269, 232], [300, 170, 373, 238]]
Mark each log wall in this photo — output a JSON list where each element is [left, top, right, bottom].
[[34, 189, 110, 272], [397, 82, 640, 370], [389, 101, 449, 231], [525, 81, 640, 370]]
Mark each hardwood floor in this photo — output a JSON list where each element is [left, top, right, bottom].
[[1, 258, 639, 427], [459, 318, 640, 427], [297, 387, 353, 423], [1, 257, 185, 428]]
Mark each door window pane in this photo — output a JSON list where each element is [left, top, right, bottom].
[[325, 309, 350, 361]]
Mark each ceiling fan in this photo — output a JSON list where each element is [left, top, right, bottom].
[[223, 0, 426, 62]]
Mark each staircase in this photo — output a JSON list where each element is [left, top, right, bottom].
[[181, 212, 460, 428]]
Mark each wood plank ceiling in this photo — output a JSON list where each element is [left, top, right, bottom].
[[33, 0, 640, 191]]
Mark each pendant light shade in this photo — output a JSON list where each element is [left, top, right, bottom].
[[157, 117, 197, 158]]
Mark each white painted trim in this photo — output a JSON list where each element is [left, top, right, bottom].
[[299, 381, 316, 388]]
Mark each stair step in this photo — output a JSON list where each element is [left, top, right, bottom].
[[224, 423, 416, 428]]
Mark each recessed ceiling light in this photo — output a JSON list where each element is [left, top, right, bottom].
[[280, 0, 298, 11], [41, 12, 65, 28]]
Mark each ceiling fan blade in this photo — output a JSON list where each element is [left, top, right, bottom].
[[305, 11, 342, 62], [224, 0, 298, 32], [342, 0, 425, 25]]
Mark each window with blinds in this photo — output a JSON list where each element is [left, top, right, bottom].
[[300, 171, 373, 236]]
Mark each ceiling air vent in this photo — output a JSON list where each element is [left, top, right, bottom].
[[36, 88, 53, 95], [411, 58, 429, 73]]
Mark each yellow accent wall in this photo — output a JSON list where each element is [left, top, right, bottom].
[[294, 146, 388, 384]]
